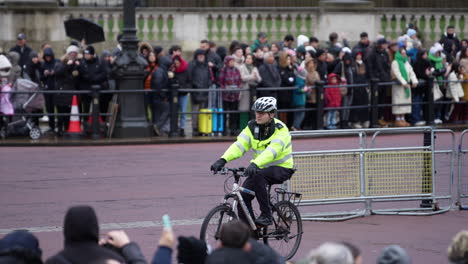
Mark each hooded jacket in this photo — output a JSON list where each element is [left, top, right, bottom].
[[218, 56, 242, 102], [45, 206, 125, 264], [325, 73, 342, 108], [151, 55, 172, 101], [40, 48, 59, 90], [188, 49, 212, 103]]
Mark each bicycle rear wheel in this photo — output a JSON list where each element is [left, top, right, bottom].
[[263, 200, 302, 260], [200, 204, 237, 249]]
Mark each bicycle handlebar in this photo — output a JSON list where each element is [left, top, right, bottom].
[[215, 167, 246, 176]]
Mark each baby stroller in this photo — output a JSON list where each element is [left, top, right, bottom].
[[0, 78, 44, 140]]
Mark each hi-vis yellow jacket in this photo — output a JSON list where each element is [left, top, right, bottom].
[[221, 118, 293, 169]]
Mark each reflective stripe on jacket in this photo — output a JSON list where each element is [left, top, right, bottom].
[[221, 118, 293, 169]]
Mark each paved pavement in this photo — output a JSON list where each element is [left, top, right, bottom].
[[0, 134, 467, 263]]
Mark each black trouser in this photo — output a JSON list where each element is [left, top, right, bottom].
[[81, 94, 92, 123], [224, 101, 239, 133], [44, 93, 55, 130], [56, 105, 71, 133], [237, 166, 293, 223]]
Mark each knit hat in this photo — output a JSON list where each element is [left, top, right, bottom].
[[84, 46, 95, 55], [295, 66, 307, 80], [29, 51, 38, 59], [341, 47, 352, 54], [0, 230, 42, 257], [297, 34, 309, 47], [287, 49, 296, 57], [429, 42, 443, 55], [376, 245, 411, 264], [296, 45, 306, 55], [377, 38, 389, 45], [153, 46, 164, 57], [66, 45, 79, 55], [407, 28, 417, 37]]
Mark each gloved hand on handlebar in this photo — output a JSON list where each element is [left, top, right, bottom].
[[210, 158, 227, 172], [244, 162, 260, 177]]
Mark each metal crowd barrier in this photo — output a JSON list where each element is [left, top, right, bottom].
[[287, 127, 456, 221], [457, 129, 468, 210]]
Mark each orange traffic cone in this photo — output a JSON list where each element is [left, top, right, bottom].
[[66, 95, 83, 138]]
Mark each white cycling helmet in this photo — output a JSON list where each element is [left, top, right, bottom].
[[251, 97, 277, 112]]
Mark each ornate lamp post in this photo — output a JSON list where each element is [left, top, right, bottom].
[[112, 0, 151, 138]]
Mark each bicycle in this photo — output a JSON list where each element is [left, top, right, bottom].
[[199, 167, 303, 260]]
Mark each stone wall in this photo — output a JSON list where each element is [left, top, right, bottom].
[[0, 6, 467, 55]]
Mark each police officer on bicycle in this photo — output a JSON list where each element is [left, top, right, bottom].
[[211, 97, 294, 226]]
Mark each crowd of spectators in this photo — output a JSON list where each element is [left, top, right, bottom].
[[1, 24, 467, 137], [0, 205, 467, 264]]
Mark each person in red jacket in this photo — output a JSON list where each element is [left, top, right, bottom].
[[325, 73, 342, 129]]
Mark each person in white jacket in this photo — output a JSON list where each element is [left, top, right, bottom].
[[446, 63, 465, 122], [391, 48, 418, 127]]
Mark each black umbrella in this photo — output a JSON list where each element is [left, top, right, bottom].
[[64, 18, 105, 45]]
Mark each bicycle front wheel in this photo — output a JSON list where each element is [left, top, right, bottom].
[[200, 204, 237, 249], [263, 200, 303, 260]]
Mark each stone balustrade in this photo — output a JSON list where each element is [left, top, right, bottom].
[[0, 7, 466, 53]]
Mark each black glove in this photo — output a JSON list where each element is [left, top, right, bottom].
[[210, 158, 226, 172], [177, 236, 207, 264], [244, 162, 260, 177]]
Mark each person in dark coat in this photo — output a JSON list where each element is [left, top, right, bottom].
[[315, 49, 328, 81], [40, 47, 59, 133], [151, 55, 173, 136], [352, 32, 371, 60], [411, 49, 431, 126], [25, 51, 43, 126], [78, 46, 107, 120], [366, 38, 392, 126], [349, 51, 370, 128], [25, 52, 42, 84], [53, 46, 80, 136], [200, 39, 223, 79], [99, 50, 114, 115], [258, 51, 281, 98], [439, 25, 461, 63], [172, 55, 191, 137], [277, 51, 295, 126], [0, 230, 43, 264], [46, 206, 146, 264], [188, 49, 212, 135], [9, 33, 34, 77]]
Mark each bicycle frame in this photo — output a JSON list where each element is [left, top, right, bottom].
[[224, 180, 258, 231]]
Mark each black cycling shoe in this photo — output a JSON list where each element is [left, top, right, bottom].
[[255, 215, 273, 226]]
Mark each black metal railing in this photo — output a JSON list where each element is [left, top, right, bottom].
[[1, 78, 467, 139]]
